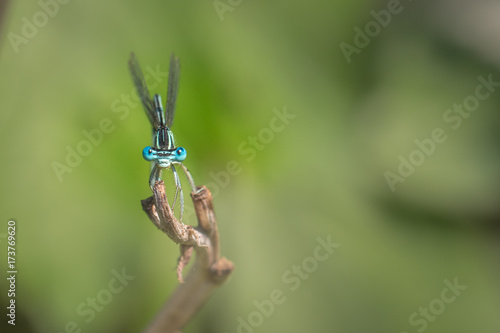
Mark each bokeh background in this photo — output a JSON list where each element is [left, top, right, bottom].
[[1, 0, 500, 332]]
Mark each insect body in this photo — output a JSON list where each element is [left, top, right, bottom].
[[129, 53, 195, 221]]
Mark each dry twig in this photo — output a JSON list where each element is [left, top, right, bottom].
[[141, 181, 234, 333]]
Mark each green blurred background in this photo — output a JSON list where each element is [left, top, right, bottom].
[[1, 0, 500, 332]]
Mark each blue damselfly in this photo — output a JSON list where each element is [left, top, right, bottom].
[[129, 52, 195, 221]]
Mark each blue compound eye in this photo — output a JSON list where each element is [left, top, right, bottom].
[[175, 147, 187, 161], [142, 146, 156, 161]]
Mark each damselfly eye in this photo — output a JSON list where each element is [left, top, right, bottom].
[[175, 147, 187, 161], [142, 146, 156, 161]]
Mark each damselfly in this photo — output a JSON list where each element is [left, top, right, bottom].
[[129, 52, 195, 221]]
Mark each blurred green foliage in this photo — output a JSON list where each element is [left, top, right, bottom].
[[1, 1, 499, 332]]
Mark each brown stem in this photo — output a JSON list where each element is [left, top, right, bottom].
[[141, 183, 234, 333]]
